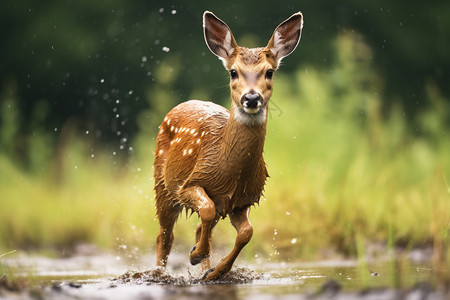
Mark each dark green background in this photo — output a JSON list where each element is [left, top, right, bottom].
[[1, 0, 449, 162]]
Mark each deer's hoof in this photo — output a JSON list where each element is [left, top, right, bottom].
[[190, 252, 208, 265], [189, 245, 209, 265], [201, 268, 216, 281]]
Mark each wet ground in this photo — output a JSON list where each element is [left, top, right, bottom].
[[1, 250, 448, 299]]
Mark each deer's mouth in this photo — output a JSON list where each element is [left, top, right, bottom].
[[243, 106, 262, 114]]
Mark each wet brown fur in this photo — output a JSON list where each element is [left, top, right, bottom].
[[153, 11, 303, 281]]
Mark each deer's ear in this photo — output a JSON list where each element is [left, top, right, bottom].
[[266, 12, 303, 66], [203, 11, 238, 65]]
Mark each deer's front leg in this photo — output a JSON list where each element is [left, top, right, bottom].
[[194, 215, 220, 271], [203, 206, 253, 281], [180, 186, 216, 265]]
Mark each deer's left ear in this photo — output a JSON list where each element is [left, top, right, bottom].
[[266, 12, 303, 66]]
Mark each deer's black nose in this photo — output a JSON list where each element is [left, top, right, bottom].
[[242, 93, 261, 108]]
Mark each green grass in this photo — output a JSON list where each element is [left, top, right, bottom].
[[0, 31, 449, 266], [248, 31, 450, 261]]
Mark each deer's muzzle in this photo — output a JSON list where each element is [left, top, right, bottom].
[[241, 92, 263, 114]]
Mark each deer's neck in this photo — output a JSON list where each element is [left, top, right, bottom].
[[220, 104, 267, 169]]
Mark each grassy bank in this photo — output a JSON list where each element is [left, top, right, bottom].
[[0, 32, 448, 264]]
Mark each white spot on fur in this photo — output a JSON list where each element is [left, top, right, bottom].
[[170, 126, 174, 131], [159, 149, 164, 155], [183, 149, 187, 156], [188, 149, 193, 155], [196, 139, 201, 144], [190, 129, 196, 134], [166, 119, 171, 125]]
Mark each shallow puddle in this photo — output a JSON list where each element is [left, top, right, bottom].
[[1, 252, 448, 299]]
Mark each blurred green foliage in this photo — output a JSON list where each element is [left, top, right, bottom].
[[0, 1, 449, 261], [1, 0, 450, 163]]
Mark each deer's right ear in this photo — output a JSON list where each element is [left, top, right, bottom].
[[203, 11, 238, 66], [266, 12, 303, 67]]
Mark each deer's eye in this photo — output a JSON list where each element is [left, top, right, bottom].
[[230, 69, 238, 80], [265, 69, 274, 79]]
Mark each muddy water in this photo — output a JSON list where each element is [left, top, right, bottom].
[[1, 252, 448, 300]]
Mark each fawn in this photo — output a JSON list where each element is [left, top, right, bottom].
[[153, 11, 303, 281]]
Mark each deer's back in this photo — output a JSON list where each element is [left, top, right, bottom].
[[154, 100, 267, 216], [154, 100, 228, 196]]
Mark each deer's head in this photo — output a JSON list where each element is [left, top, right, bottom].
[[203, 11, 303, 125]]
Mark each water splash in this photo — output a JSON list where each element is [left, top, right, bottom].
[[112, 267, 262, 286]]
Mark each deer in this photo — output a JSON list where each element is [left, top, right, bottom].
[[153, 11, 303, 281]]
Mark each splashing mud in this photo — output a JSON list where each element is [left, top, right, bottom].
[[113, 266, 263, 285], [1, 252, 448, 300]]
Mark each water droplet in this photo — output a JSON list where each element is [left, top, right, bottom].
[[159, 8, 164, 13], [141, 56, 147, 62], [100, 78, 105, 83], [85, 130, 89, 134], [162, 46, 170, 52], [171, 10, 177, 15], [291, 238, 298, 244], [285, 211, 291, 216]]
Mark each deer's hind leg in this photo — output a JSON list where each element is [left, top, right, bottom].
[[155, 186, 182, 267]]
